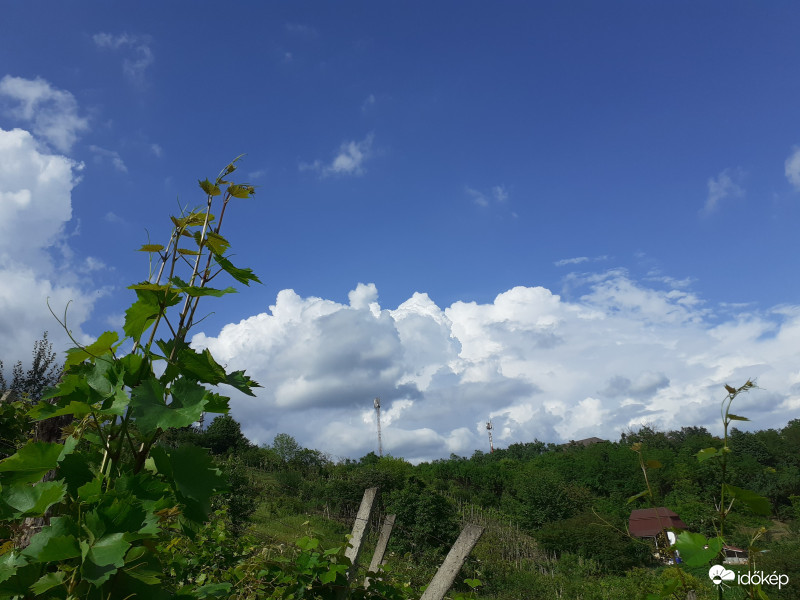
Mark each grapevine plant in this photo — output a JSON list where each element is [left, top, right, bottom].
[[632, 381, 774, 600], [0, 160, 264, 599]]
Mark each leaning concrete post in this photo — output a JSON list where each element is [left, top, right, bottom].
[[344, 487, 379, 580], [419, 524, 484, 600], [364, 514, 396, 588]]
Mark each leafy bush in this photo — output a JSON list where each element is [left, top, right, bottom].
[[536, 512, 653, 574]]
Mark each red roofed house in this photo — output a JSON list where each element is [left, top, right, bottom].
[[629, 507, 687, 549]]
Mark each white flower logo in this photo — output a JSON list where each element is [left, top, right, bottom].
[[708, 565, 736, 585]]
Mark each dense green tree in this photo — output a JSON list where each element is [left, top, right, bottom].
[[271, 432, 301, 463], [204, 414, 251, 455]]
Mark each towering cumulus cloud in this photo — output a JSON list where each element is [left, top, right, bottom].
[[0, 76, 95, 368], [193, 274, 800, 462]]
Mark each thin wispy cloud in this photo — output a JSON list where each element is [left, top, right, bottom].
[[0, 76, 89, 152], [466, 184, 509, 207], [361, 94, 376, 113], [93, 33, 154, 87], [89, 145, 127, 173], [555, 256, 589, 267], [300, 133, 375, 177], [785, 147, 800, 191], [150, 143, 163, 158], [285, 23, 317, 37], [703, 167, 745, 214]]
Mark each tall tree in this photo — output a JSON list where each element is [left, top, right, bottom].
[[0, 331, 62, 401]]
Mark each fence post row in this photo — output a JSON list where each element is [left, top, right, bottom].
[[342, 487, 485, 600]]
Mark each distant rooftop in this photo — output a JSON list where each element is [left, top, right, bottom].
[[629, 507, 687, 538], [560, 436, 606, 448]]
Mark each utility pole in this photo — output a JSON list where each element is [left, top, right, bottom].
[[374, 397, 383, 457]]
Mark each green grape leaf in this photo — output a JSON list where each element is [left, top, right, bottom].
[[202, 231, 230, 255], [203, 391, 230, 414], [226, 184, 253, 198], [198, 178, 221, 196], [178, 348, 226, 385], [64, 331, 119, 368], [168, 445, 226, 522], [130, 377, 209, 435], [0, 480, 66, 518], [674, 532, 723, 566], [696, 447, 720, 462], [30, 571, 66, 595], [124, 286, 182, 341], [724, 484, 772, 515], [31, 535, 81, 562], [170, 276, 236, 297], [212, 254, 262, 286], [0, 442, 68, 484], [57, 452, 95, 497], [0, 551, 27, 585], [225, 370, 261, 397], [727, 413, 750, 422], [20, 515, 79, 560]]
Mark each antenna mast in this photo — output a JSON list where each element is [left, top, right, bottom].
[[374, 397, 383, 457], [486, 420, 494, 453]]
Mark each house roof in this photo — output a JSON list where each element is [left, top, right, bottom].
[[561, 436, 606, 448], [629, 507, 687, 537]]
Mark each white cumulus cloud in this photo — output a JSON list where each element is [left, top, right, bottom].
[[192, 273, 800, 462], [0, 126, 95, 366]]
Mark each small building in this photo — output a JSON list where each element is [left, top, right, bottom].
[[629, 507, 687, 548], [723, 545, 747, 565]]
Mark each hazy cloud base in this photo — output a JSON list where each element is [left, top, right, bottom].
[[193, 277, 800, 463]]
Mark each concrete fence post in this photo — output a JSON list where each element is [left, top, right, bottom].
[[344, 487, 379, 579], [419, 524, 484, 600], [364, 514, 396, 588]]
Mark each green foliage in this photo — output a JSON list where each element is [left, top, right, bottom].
[[537, 512, 653, 574], [387, 478, 459, 557], [204, 415, 251, 456]]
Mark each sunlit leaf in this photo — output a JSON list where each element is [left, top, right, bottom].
[[138, 244, 165, 253], [696, 447, 720, 462], [213, 253, 261, 286], [64, 331, 119, 368], [198, 178, 221, 196]]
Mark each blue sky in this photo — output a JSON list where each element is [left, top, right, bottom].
[[2, 3, 800, 461]]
